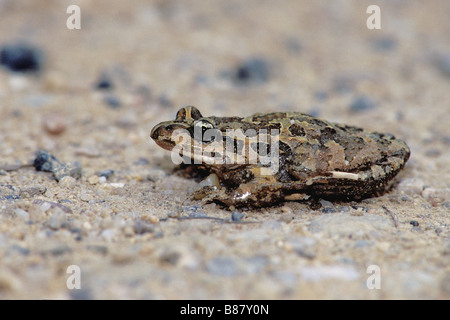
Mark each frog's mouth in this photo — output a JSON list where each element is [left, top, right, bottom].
[[150, 122, 190, 151]]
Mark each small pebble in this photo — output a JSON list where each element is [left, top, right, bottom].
[[319, 199, 336, 213], [141, 214, 159, 224], [42, 246, 72, 257], [281, 206, 293, 214], [86, 245, 108, 255], [46, 211, 67, 230], [95, 73, 114, 90], [33, 199, 73, 214], [134, 158, 149, 165], [33, 150, 61, 172], [88, 175, 99, 185], [79, 190, 92, 202], [354, 239, 372, 248], [146, 169, 167, 182], [9, 245, 30, 256], [100, 229, 116, 242], [231, 211, 245, 222], [53, 161, 82, 181], [14, 208, 29, 221], [19, 185, 47, 198], [349, 95, 377, 113], [232, 57, 270, 86], [158, 93, 172, 107], [189, 210, 208, 218], [58, 176, 77, 188], [103, 94, 121, 108], [0, 184, 17, 194], [122, 226, 135, 237], [0, 43, 42, 72], [370, 36, 397, 51], [410, 220, 419, 227], [98, 169, 114, 179], [434, 54, 450, 79], [43, 114, 67, 135], [133, 219, 155, 235], [159, 248, 181, 265]]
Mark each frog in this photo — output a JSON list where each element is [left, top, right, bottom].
[[150, 106, 410, 208]]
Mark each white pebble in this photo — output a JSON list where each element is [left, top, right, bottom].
[[14, 208, 29, 220]]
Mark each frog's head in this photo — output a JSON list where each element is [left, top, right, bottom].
[[150, 106, 217, 151]]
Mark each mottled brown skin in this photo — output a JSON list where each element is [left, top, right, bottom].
[[151, 106, 410, 208]]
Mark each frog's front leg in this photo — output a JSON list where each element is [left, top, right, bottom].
[[192, 178, 285, 208]]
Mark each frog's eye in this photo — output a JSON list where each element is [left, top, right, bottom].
[[176, 106, 203, 121], [193, 120, 216, 143]]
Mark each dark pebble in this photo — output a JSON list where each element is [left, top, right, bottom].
[[410, 220, 419, 227], [232, 57, 270, 86], [0, 43, 42, 73], [95, 73, 114, 90], [231, 211, 245, 222], [158, 93, 172, 107], [33, 150, 61, 172], [103, 94, 121, 108], [434, 54, 450, 79], [349, 95, 377, 113], [370, 36, 397, 51], [98, 169, 114, 179]]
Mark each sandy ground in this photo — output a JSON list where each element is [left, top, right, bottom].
[[0, 0, 449, 299]]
